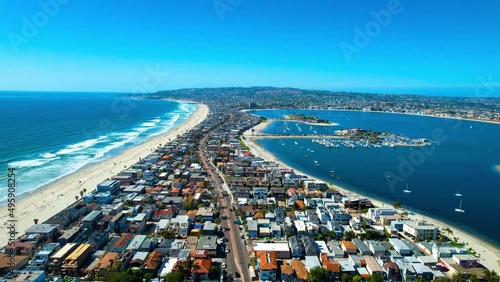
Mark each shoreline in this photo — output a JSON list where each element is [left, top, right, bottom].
[[243, 108, 500, 125], [0, 103, 209, 246], [242, 121, 500, 272]]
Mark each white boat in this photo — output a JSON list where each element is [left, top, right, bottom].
[[454, 190, 462, 197], [454, 199, 465, 213], [403, 183, 412, 193], [294, 142, 298, 145]]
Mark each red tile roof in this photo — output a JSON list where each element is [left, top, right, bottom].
[[192, 259, 212, 274]]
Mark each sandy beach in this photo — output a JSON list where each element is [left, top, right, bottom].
[[0, 103, 209, 247], [243, 120, 500, 272]]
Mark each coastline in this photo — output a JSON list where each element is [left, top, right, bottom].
[[243, 108, 500, 125], [242, 120, 500, 272], [0, 103, 209, 246]]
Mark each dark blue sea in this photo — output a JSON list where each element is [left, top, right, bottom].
[[250, 109, 500, 247], [0, 92, 196, 203]]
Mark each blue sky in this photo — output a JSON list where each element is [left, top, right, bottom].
[[1, 0, 499, 96]]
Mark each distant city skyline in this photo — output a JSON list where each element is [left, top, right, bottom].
[[1, 0, 500, 97]]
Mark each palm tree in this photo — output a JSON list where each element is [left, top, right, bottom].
[[451, 272, 465, 282], [75, 195, 79, 201], [80, 190, 84, 198], [33, 219, 38, 225], [83, 188, 87, 194], [393, 201, 401, 209], [444, 227, 453, 236], [484, 270, 499, 282]]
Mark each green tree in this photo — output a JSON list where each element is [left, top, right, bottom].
[[370, 273, 384, 282], [33, 218, 38, 225], [308, 266, 329, 282], [443, 227, 453, 236], [341, 274, 354, 282], [484, 270, 500, 282], [468, 274, 480, 282], [393, 200, 401, 209], [164, 271, 183, 282], [434, 278, 451, 282], [451, 272, 466, 282], [144, 273, 155, 282], [104, 269, 142, 282], [343, 231, 356, 240], [353, 274, 362, 282], [416, 277, 429, 282], [326, 231, 336, 239]]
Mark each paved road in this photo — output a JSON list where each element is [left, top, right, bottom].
[[198, 116, 250, 282]]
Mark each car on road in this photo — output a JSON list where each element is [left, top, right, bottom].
[[222, 262, 227, 268], [225, 249, 230, 253]]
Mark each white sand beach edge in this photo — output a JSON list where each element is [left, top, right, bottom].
[[0, 103, 209, 246], [242, 121, 500, 272]]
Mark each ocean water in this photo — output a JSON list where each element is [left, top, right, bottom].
[[250, 109, 500, 247], [0, 92, 197, 203]]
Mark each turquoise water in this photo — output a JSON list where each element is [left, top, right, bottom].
[[250, 109, 500, 247], [0, 92, 196, 203]]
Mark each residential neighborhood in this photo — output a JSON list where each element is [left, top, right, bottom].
[[1, 100, 498, 282]]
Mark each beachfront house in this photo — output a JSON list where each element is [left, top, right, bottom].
[[402, 220, 438, 241], [97, 180, 121, 195]]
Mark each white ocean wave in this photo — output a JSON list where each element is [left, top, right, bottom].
[[9, 156, 60, 168], [56, 135, 108, 155], [140, 122, 157, 127], [40, 152, 57, 158]]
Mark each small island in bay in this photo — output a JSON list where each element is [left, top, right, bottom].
[[312, 128, 430, 148], [285, 113, 332, 124]]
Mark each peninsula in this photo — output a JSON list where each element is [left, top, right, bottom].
[[1, 88, 498, 282]]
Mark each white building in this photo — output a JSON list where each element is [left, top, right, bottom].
[[170, 215, 191, 237], [253, 242, 290, 259], [388, 238, 412, 256], [294, 220, 307, 234], [402, 220, 438, 241], [367, 208, 397, 223]]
